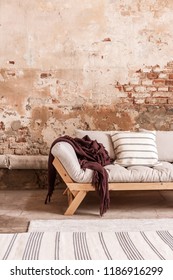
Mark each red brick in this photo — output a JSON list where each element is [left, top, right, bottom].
[[14, 149, 27, 155], [132, 92, 150, 98], [123, 86, 134, 92], [142, 80, 153, 86], [165, 80, 173, 86], [134, 86, 146, 92], [146, 86, 157, 92], [145, 97, 168, 104], [133, 98, 145, 104], [169, 74, 173, 79], [159, 73, 168, 79], [153, 92, 173, 98], [157, 87, 169, 92], [168, 98, 173, 104], [147, 72, 158, 79], [153, 79, 165, 85], [118, 98, 134, 104]]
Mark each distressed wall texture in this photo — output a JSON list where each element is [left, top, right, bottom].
[[1, 0, 173, 158]]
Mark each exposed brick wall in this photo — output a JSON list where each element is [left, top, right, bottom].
[[115, 62, 173, 106], [1, 62, 173, 157], [0, 121, 49, 156]]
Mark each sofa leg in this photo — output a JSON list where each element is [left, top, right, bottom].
[[64, 190, 87, 215], [67, 189, 73, 205]]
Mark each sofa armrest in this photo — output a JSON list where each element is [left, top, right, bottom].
[[51, 142, 93, 183]]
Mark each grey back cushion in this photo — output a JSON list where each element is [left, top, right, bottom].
[[140, 129, 173, 162], [75, 129, 115, 159], [156, 131, 173, 162]]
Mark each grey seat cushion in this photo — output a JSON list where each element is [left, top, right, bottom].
[[105, 162, 173, 183]]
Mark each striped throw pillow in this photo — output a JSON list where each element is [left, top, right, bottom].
[[111, 131, 159, 167]]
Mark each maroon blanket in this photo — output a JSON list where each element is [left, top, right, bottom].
[[45, 135, 112, 216]]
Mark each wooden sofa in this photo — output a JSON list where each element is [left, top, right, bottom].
[[53, 157, 173, 216], [49, 129, 173, 215]]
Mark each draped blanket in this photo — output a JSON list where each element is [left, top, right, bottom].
[[45, 135, 112, 216]]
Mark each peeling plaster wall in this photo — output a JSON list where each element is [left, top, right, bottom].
[[1, 0, 173, 160]]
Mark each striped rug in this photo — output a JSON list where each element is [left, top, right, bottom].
[[1, 230, 173, 260]]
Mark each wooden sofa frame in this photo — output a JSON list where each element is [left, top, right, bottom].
[[53, 157, 173, 215]]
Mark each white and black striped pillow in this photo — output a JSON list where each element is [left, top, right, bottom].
[[111, 131, 159, 167]]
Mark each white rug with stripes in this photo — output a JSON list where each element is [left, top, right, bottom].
[[1, 230, 173, 260]]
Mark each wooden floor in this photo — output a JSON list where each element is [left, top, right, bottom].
[[0, 188, 173, 233]]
